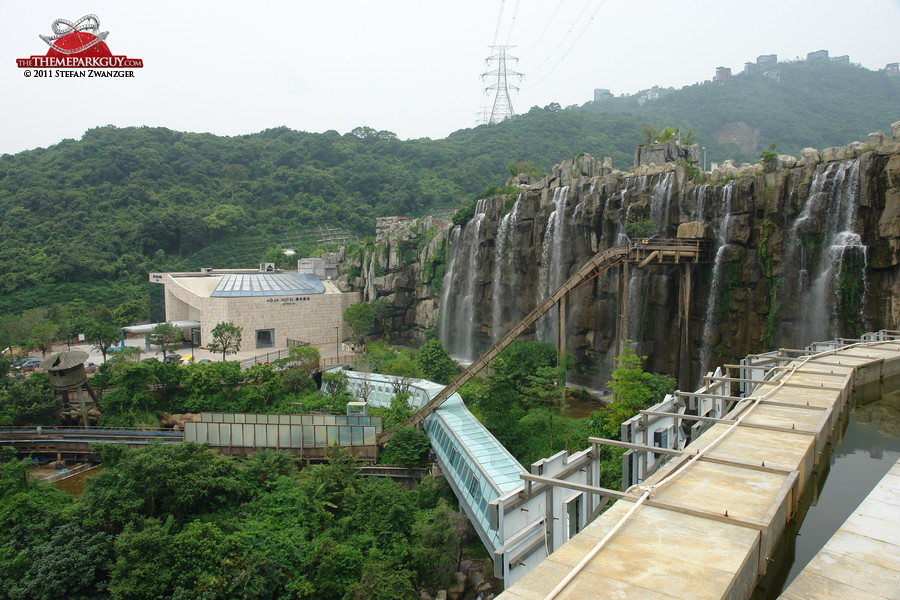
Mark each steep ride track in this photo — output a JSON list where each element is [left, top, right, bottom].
[[378, 238, 708, 444]]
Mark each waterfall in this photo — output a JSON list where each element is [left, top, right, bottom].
[[438, 226, 461, 352], [698, 181, 735, 382], [625, 173, 675, 348], [693, 184, 709, 222], [795, 160, 864, 344], [649, 172, 675, 235], [438, 200, 488, 361], [491, 195, 521, 342], [537, 186, 569, 342]]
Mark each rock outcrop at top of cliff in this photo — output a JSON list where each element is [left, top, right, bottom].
[[339, 124, 900, 387]]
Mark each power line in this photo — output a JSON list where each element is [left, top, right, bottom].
[[521, 0, 608, 91], [524, 0, 594, 77], [519, 0, 567, 59], [504, 0, 522, 47], [491, 0, 507, 48]]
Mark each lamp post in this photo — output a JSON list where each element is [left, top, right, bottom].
[[702, 146, 707, 172], [333, 325, 339, 363], [189, 328, 198, 363]]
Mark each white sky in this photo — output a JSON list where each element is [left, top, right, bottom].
[[1, 0, 898, 156]]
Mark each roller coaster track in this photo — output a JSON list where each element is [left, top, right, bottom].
[[377, 239, 709, 444]]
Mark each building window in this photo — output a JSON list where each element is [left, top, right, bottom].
[[256, 329, 275, 349]]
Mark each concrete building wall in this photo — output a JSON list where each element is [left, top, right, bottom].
[[158, 273, 360, 350]]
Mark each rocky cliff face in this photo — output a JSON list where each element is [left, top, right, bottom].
[[339, 126, 900, 388]]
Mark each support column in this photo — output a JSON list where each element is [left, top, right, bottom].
[[616, 262, 630, 358], [677, 263, 692, 389], [557, 296, 567, 365], [558, 295, 567, 408], [76, 388, 89, 429]]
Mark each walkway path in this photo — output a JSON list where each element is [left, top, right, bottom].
[[496, 338, 900, 599]]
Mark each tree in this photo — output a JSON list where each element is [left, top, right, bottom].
[[287, 344, 320, 374], [370, 392, 414, 429], [322, 370, 350, 396], [355, 373, 374, 403], [605, 343, 676, 435], [243, 449, 297, 488], [409, 500, 466, 589], [11, 522, 114, 600], [760, 142, 779, 173], [415, 339, 457, 384], [382, 349, 422, 395], [85, 319, 120, 363], [202, 203, 247, 236], [345, 562, 417, 600], [241, 363, 282, 409], [28, 319, 59, 357], [507, 160, 542, 178], [380, 426, 430, 469], [343, 302, 375, 344], [208, 321, 242, 361], [0, 373, 59, 427], [180, 360, 243, 411], [78, 441, 247, 532], [148, 322, 183, 360], [642, 124, 660, 145]]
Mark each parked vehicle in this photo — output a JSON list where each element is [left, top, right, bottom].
[[11, 357, 41, 370]]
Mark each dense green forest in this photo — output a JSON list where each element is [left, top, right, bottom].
[[0, 443, 470, 600], [577, 59, 899, 163], [0, 59, 895, 329]]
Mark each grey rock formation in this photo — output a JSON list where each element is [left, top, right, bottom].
[[634, 141, 701, 169], [340, 133, 900, 388]]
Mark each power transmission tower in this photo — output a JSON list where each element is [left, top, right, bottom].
[[481, 45, 523, 124]]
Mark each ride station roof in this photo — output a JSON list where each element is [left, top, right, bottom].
[[210, 273, 325, 298]]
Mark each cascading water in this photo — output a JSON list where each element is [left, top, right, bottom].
[[491, 195, 521, 342], [692, 184, 709, 222], [627, 173, 674, 346], [537, 186, 569, 342], [438, 226, 461, 351], [648, 172, 675, 236], [698, 181, 735, 382], [794, 160, 864, 344], [438, 200, 488, 361]]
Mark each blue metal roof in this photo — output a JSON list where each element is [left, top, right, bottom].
[[210, 273, 325, 297]]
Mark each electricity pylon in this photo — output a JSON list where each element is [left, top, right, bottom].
[[481, 45, 523, 124]]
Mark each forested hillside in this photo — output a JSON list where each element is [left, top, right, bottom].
[[0, 58, 895, 329], [578, 59, 900, 164]]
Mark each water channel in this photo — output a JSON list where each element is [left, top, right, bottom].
[[755, 379, 900, 598]]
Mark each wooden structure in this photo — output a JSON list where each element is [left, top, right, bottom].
[[378, 239, 709, 444], [40, 351, 99, 427]]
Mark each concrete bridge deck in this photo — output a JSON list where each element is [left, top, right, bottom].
[[497, 339, 900, 600], [778, 458, 900, 600]]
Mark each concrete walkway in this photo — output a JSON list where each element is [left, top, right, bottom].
[[496, 340, 900, 600], [778, 458, 900, 600]]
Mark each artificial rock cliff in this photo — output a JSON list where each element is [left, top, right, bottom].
[[338, 126, 900, 388]]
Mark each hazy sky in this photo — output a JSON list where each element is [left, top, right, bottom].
[[1, 0, 898, 156]]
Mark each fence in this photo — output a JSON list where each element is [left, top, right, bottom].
[[240, 351, 357, 369]]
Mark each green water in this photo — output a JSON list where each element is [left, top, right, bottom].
[[756, 384, 900, 598]]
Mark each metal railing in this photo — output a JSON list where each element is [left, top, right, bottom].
[[240, 350, 358, 370]]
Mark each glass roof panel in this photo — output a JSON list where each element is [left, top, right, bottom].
[[211, 273, 325, 297]]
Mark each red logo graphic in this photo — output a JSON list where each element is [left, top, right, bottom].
[[16, 14, 143, 68]]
